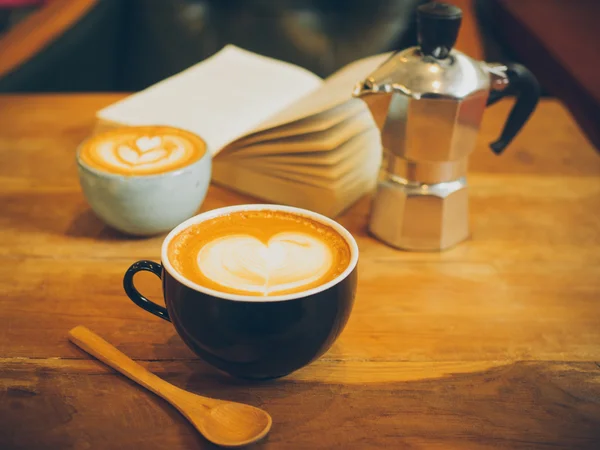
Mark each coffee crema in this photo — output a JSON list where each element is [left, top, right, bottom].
[[168, 210, 351, 297], [79, 126, 206, 176]]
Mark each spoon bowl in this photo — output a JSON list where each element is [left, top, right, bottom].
[[200, 402, 272, 447], [68, 326, 272, 447]]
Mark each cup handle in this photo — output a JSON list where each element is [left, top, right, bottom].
[[123, 260, 171, 322]]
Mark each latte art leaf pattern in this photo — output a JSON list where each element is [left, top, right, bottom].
[[79, 126, 206, 176], [197, 233, 333, 295]]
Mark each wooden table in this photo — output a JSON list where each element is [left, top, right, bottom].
[[1, 95, 600, 449]]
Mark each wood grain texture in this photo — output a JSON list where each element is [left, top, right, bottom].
[[1, 359, 599, 449], [2, 256, 600, 363], [1, 95, 600, 449], [67, 326, 272, 447]]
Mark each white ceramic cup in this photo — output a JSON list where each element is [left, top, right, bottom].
[[76, 133, 211, 236]]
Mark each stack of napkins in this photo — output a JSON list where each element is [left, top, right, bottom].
[[96, 45, 391, 217]]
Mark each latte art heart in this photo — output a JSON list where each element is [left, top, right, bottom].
[[79, 126, 206, 176], [167, 210, 352, 297], [135, 136, 162, 152], [197, 233, 332, 295], [116, 144, 168, 165]]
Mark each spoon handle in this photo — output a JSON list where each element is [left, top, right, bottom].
[[68, 325, 180, 402]]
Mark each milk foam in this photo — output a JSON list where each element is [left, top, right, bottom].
[[196, 232, 333, 295], [80, 128, 205, 176], [96, 139, 188, 172]]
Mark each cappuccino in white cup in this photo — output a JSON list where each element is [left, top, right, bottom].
[[76, 125, 211, 236]]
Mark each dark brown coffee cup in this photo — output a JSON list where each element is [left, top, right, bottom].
[[123, 204, 358, 380]]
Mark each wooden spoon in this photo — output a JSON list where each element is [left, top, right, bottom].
[[68, 326, 272, 447]]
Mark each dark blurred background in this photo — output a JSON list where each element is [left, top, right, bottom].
[[0, 0, 598, 147], [0, 0, 428, 92]]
